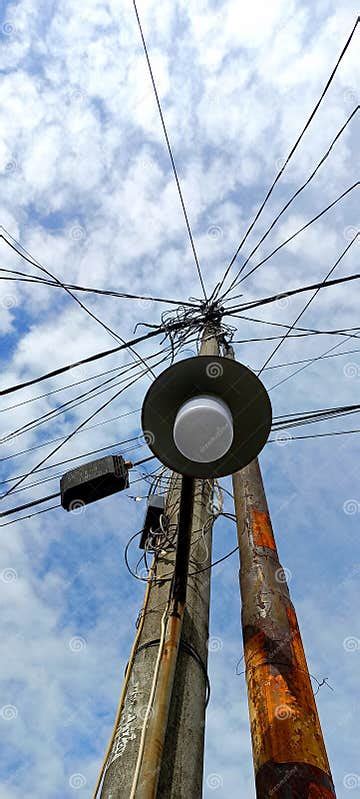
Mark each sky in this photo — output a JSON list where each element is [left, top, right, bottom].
[[0, 0, 359, 797]]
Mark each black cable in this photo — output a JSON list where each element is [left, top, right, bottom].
[[0, 503, 60, 528], [0, 319, 189, 397], [129, 638, 211, 707], [223, 182, 359, 293], [0, 368, 148, 500], [1, 347, 172, 445], [230, 313, 360, 342], [0, 492, 60, 518], [257, 232, 359, 375], [215, 17, 359, 297], [132, 0, 207, 301], [2, 368, 128, 444], [0, 362, 129, 414], [132, 455, 156, 467], [224, 269, 360, 316], [0, 268, 197, 307], [0, 228, 161, 380], [0, 230, 130, 349], [0, 328, 201, 413], [272, 403, 360, 430], [269, 428, 360, 442], [269, 329, 358, 392], [0, 436, 142, 487], [219, 107, 359, 298], [0, 408, 142, 463]]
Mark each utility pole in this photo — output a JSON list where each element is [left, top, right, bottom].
[[98, 325, 220, 799], [232, 458, 336, 798]]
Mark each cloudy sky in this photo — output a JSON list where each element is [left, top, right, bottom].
[[0, 0, 359, 797]]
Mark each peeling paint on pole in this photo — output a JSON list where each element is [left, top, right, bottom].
[[232, 458, 336, 798]]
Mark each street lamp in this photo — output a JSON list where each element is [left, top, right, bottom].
[[141, 355, 272, 478]]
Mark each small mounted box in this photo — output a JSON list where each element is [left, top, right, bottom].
[[139, 495, 165, 549], [61, 454, 129, 511]]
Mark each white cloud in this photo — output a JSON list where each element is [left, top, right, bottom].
[[0, 0, 359, 795]]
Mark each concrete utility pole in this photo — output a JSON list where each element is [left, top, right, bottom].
[[99, 326, 220, 799], [232, 458, 336, 798]]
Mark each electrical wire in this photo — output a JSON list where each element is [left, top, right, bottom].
[[132, 0, 207, 301], [0, 492, 60, 518], [0, 267, 197, 307], [0, 346, 173, 446], [0, 318, 191, 397], [269, 327, 359, 392], [255, 346, 360, 373], [269, 428, 360, 442], [0, 436, 141, 487], [0, 228, 157, 379], [222, 182, 359, 295], [0, 409, 142, 463], [219, 106, 359, 296], [0, 326, 202, 414], [257, 232, 359, 375], [224, 268, 360, 316], [230, 313, 360, 342], [0, 503, 60, 528], [214, 17, 359, 298], [0, 367, 149, 500]]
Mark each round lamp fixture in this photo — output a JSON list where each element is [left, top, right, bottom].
[[173, 395, 234, 463], [141, 356, 272, 478]]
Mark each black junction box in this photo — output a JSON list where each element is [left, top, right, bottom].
[[140, 495, 165, 549], [60, 455, 129, 511]]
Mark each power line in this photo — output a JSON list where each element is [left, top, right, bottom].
[[257, 232, 359, 375], [0, 319, 190, 397], [0, 348, 172, 445], [224, 269, 360, 316], [0, 492, 60, 518], [269, 428, 360, 443], [0, 231, 126, 347], [0, 229, 158, 379], [0, 328, 201, 414], [0, 268, 197, 308], [222, 182, 359, 293], [0, 437, 142, 487], [272, 402, 360, 429], [132, 0, 207, 301], [214, 17, 359, 297], [253, 346, 360, 372], [0, 370, 148, 500], [269, 330, 358, 392], [230, 313, 360, 341], [218, 106, 359, 298], [0, 408, 142, 463], [0, 503, 60, 528]]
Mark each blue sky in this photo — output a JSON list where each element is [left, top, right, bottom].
[[0, 0, 359, 797]]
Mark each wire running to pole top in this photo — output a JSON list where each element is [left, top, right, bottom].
[[257, 231, 359, 376], [214, 16, 359, 299], [132, 0, 207, 301]]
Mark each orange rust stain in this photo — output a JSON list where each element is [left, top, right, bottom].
[[244, 630, 266, 669], [244, 651, 331, 772], [251, 509, 276, 550], [309, 784, 335, 798]]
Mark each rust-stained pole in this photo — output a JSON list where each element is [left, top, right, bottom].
[[232, 458, 336, 798]]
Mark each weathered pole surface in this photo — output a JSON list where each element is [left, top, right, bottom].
[[100, 325, 219, 798], [232, 458, 336, 798]]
